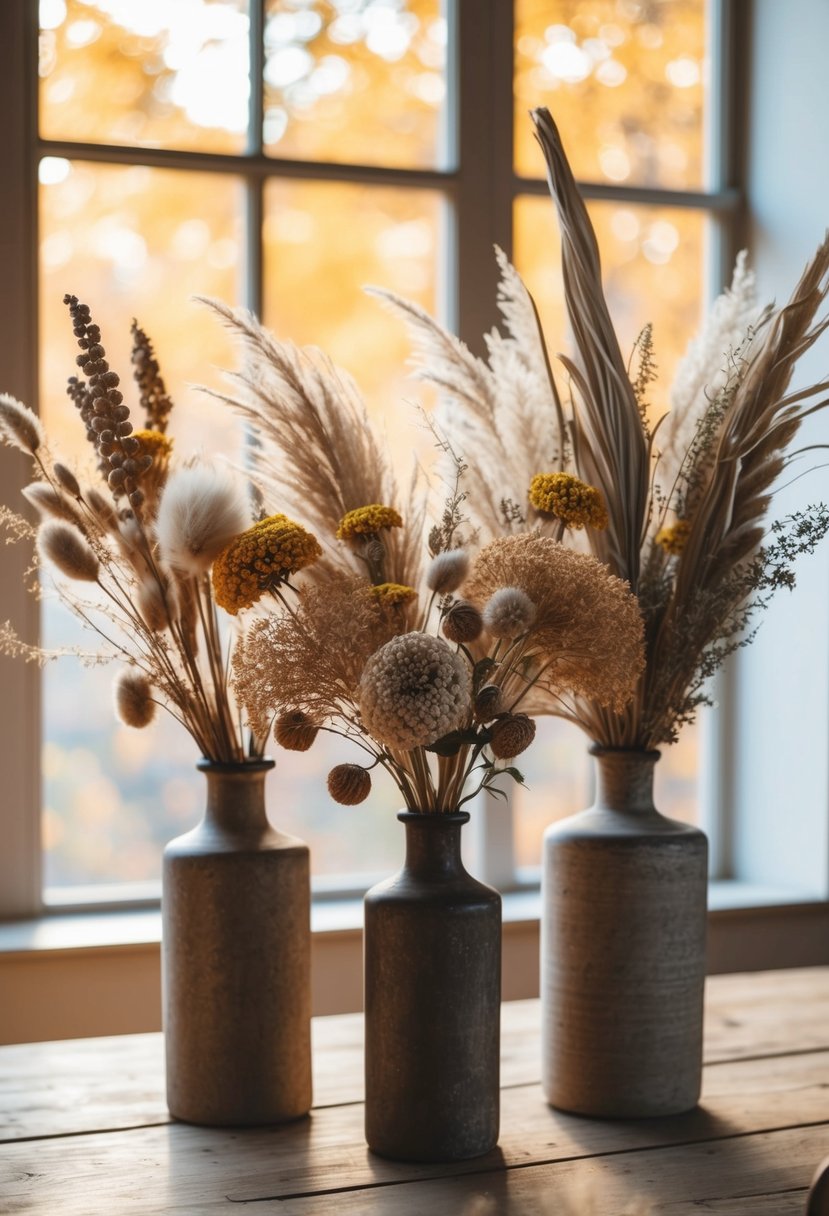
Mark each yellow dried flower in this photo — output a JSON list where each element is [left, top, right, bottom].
[[134, 429, 173, 462], [328, 763, 372, 805], [336, 504, 402, 541], [656, 519, 692, 555], [529, 472, 609, 530], [212, 514, 322, 615], [371, 582, 417, 606]]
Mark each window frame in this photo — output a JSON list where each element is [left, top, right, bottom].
[[0, 0, 763, 921]]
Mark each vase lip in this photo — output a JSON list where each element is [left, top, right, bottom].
[[197, 757, 276, 774], [589, 744, 661, 761], [397, 809, 471, 825]]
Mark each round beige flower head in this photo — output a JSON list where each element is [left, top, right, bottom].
[[359, 632, 470, 751], [482, 586, 536, 639], [426, 549, 469, 595]]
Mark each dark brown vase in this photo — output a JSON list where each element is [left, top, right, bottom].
[[541, 746, 708, 1117], [162, 759, 312, 1126], [364, 811, 502, 1162]]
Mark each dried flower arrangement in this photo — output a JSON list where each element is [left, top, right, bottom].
[[0, 297, 322, 763], [373, 107, 829, 751], [202, 301, 645, 812]]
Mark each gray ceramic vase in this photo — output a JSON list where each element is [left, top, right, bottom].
[[364, 811, 501, 1162], [541, 746, 708, 1118], [162, 759, 312, 1126]]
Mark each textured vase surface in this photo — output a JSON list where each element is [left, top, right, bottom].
[[364, 811, 501, 1162], [541, 747, 708, 1118], [162, 759, 312, 1126]]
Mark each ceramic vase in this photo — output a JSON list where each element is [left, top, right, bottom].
[[541, 746, 708, 1117], [162, 758, 312, 1126], [364, 810, 501, 1161]]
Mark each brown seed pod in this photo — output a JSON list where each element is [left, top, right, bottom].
[[275, 710, 319, 753], [442, 599, 483, 644], [489, 713, 536, 760], [474, 683, 504, 723], [327, 763, 371, 805]]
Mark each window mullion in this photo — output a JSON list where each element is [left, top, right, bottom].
[[0, 0, 42, 918]]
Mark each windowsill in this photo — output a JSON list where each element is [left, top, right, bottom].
[[0, 881, 826, 959]]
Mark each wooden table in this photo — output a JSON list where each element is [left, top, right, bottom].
[[2, 967, 829, 1214]]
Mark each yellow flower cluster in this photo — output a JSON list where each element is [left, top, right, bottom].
[[656, 519, 692, 556], [336, 503, 402, 541], [134, 430, 174, 462], [212, 514, 321, 615], [529, 472, 608, 531], [371, 582, 416, 606]]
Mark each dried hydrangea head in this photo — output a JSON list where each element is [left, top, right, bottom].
[[482, 586, 537, 639], [156, 464, 251, 575], [359, 631, 470, 751], [371, 582, 416, 607], [466, 533, 644, 712], [328, 763, 372, 805], [38, 521, 99, 582], [426, 549, 469, 594], [336, 503, 402, 542], [274, 709, 319, 752], [656, 519, 692, 555], [213, 513, 322, 615], [114, 669, 156, 729], [529, 472, 609, 531]]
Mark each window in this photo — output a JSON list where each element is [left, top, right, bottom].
[[0, 0, 743, 918]]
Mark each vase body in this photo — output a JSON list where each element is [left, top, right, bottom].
[[162, 759, 312, 1126], [364, 811, 501, 1162], [541, 747, 708, 1117]]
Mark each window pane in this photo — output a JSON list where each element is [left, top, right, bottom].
[[263, 178, 444, 467], [39, 160, 245, 892], [39, 0, 250, 153], [513, 195, 707, 417], [263, 0, 448, 168], [514, 0, 709, 189]]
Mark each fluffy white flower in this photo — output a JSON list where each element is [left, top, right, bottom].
[[426, 549, 469, 594], [359, 632, 470, 751], [156, 463, 250, 574], [482, 586, 536, 638]]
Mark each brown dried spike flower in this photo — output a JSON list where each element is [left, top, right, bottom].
[[131, 320, 174, 434], [275, 710, 319, 752], [328, 764, 371, 805]]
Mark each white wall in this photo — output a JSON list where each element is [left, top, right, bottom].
[[730, 0, 829, 893]]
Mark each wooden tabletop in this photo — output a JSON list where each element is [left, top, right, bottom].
[[2, 967, 829, 1214]]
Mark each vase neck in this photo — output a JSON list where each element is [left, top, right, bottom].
[[592, 749, 659, 814], [199, 761, 274, 834], [399, 812, 469, 879]]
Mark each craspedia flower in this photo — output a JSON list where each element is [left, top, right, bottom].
[[275, 709, 319, 752], [371, 582, 417, 607], [336, 504, 402, 541], [114, 669, 156, 729], [442, 600, 483, 644], [359, 632, 470, 751], [475, 684, 504, 723], [489, 713, 536, 760], [426, 549, 469, 594], [328, 763, 372, 805], [482, 587, 536, 639], [529, 472, 608, 530], [134, 429, 173, 462], [212, 514, 322, 615], [38, 521, 99, 582], [656, 519, 692, 556]]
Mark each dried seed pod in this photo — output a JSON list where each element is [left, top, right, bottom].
[[489, 713, 536, 760], [275, 710, 319, 753], [327, 764, 371, 805], [474, 683, 504, 723], [442, 599, 483, 644]]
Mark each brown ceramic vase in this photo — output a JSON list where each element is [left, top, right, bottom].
[[364, 811, 501, 1162], [541, 746, 708, 1118], [162, 759, 312, 1126]]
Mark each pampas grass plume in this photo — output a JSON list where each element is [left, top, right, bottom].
[[0, 394, 43, 455], [38, 521, 99, 582], [156, 464, 250, 574], [115, 669, 156, 729]]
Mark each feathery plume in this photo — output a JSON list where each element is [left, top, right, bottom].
[[156, 463, 251, 575]]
